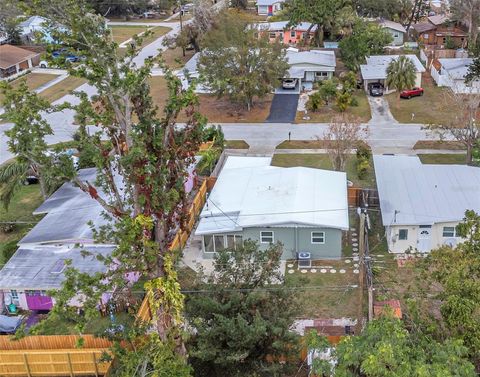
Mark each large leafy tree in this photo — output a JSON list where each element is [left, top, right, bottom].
[[407, 210, 480, 371], [339, 19, 392, 71], [198, 13, 288, 111], [186, 241, 299, 377], [386, 55, 416, 108], [286, 0, 356, 46], [310, 316, 476, 376], [404, 0, 430, 33], [3, 0, 207, 373], [450, 0, 480, 47], [355, 0, 411, 23]]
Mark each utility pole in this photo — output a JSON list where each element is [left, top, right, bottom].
[[355, 210, 366, 335]]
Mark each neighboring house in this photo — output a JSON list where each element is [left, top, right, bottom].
[[360, 54, 425, 92], [285, 48, 336, 90], [18, 15, 55, 44], [0, 165, 200, 312], [177, 48, 336, 92], [379, 20, 407, 46], [0, 44, 40, 78], [256, 0, 285, 16], [373, 155, 480, 254], [251, 21, 317, 45], [195, 156, 349, 260], [411, 15, 468, 49], [431, 57, 480, 93]]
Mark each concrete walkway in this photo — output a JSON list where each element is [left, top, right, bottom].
[[367, 96, 397, 124]]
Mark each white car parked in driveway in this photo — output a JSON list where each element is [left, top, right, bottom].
[[282, 78, 298, 90]]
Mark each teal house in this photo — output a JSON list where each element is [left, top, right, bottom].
[[379, 20, 407, 46], [195, 157, 349, 260]]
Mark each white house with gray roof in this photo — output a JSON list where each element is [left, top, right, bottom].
[[177, 48, 336, 92], [256, 0, 285, 16], [360, 54, 425, 92], [379, 20, 407, 46], [195, 156, 349, 260], [431, 58, 480, 94], [374, 155, 480, 254]]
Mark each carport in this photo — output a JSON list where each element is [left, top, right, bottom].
[[276, 67, 304, 94]]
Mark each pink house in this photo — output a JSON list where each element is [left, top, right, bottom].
[[252, 21, 317, 45]]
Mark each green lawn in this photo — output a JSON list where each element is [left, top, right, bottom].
[[225, 140, 249, 149], [385, 78, 477, 124], [0, 185, 44, 267], [413, 140, 466, 150], [297, 91, 371, 123], [0, 73, 59, 106], [111, 25, 171, 46], [39, 76, 87, 103], [417, 153, 467, 165], [271, 153, 376, 188], [285, 259, 359, 318]]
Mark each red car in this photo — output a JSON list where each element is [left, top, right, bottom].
[[400, 87, 424, 99]]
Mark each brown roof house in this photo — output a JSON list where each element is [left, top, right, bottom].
[[411, 15, 468, 49], [0, 44, 40, 78]]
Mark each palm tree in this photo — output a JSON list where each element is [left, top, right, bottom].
[[386, 55, 416, 109]]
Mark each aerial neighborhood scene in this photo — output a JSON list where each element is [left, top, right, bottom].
[[1, 0, 480, 375]]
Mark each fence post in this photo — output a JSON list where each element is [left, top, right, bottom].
[[22, 354, 32, 377], [67, 352, 74, 377], [92, 352, 99, 377]]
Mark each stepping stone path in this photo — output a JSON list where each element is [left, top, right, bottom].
[[353, 269, 359, 274], [330, 269, 337, 273], [311, 269, 317, 273], [288, 269, 295, 274], [345, 259, 351, 263], [339, 269, 346, 274], [353, 247, 358, 252], [353, 243, 358, 247], [320, 269, 327, 273], [353, 256, 359, 261], [350, 228, 356, 232], [301, 269, 308, 273], [352, 238, 358, 242], [354, 263, 359, 268], [287, 263, 294, 268]]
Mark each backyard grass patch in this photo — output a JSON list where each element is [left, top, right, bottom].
[[417, 153, 467, 165], [297, 91, 371, 123], [0, 185, 44, 266], [110, 25, 151, 43], [413, 140, 466, 150], [284, 260, 359, 318], [39, 76, 87, 103], [276, 140, 370, 150], [271, 153, 376, 188], [161, 47, 195, 69], [0, 73, 59, 105], [385, 78, 479, 124], [225, 140, 249, 149], [227, 8, 268, 22]]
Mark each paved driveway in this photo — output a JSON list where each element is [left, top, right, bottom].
[[266, 94, 299, 123], [367, 96, 397, 124]]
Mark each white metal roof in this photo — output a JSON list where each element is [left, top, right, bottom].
[[286, 49, 336, 68], [196, 156, 349, 235], [373, 155, 480, 226], [439, 58, 473, 79], [251, 21, 317, 32], [0, 244, 114, 290], [360, 55, 425, 80], [256, 0, 285, 5]]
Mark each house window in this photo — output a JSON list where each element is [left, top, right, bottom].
[[260, 231, 274, 244], [423, 33, 429, 39], [394, 33, 399, 38], [10, 290, 19, 300], [442, 226, 457, 237], [311, 232, 325, 244], [226, 234, 243, 249], [315, 72, 328, 77], [290, 31, 296, 38], [269, 32, 276, 39], [442, 37, 446, 44], [398, 229, 408, 240], [214, 235, 226, 252], [204, 235, 215, 253]]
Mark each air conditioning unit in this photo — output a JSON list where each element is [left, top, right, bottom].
[[297, 252, 312, 269]]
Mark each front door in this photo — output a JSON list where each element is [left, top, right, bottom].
[[25, 290, 53, 311], [417, 225, 432, 253]]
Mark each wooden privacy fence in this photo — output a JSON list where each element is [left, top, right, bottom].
[[0, 349, 109, 377], [0, 179, 210, 376], [348, 187, 379, 208]]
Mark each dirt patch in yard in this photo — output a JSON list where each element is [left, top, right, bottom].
[[413, 140, 466, 150], [161, 47, 195, 69]]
